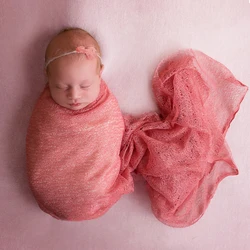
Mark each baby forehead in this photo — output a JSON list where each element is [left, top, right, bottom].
[[53, 54, 97, 71], [46, 31, 96, 59]]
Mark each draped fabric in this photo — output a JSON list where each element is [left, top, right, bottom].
[[120, 49, 248, 227]]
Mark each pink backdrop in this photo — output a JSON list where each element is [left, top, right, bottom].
[[1, 0, 250, 249]]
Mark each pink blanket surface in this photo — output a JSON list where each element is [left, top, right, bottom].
[[120, 49, 248, 227], [26, 80, 134, 221], [26, 49, 247, 227]]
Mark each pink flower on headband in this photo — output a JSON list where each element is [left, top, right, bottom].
[[75, 46, 97, 60]]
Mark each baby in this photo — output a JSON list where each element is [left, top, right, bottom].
[[26, 28, 134, 220], [26, 28, 248, 226]]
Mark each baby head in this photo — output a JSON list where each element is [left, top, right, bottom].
[[45, 28, 104, 110]]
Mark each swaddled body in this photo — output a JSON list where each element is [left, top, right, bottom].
[[26, 79, 133, 220], [26, 28, 133, 220]]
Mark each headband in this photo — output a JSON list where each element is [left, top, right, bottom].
[[45, 46, 102, 69]]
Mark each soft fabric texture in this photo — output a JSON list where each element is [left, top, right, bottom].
[[26, 79, 134, 221], [120, 49, 248, 227], [26, 49, 248, 227]]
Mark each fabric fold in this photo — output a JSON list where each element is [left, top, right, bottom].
[[120, 49, 248, 227]]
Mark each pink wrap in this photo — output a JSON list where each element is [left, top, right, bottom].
[[26, 49, 248, 227], [120, 49, 248, 227], [26, 80, 134, 220]]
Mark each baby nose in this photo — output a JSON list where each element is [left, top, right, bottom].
[[67, 88, 81, 100]]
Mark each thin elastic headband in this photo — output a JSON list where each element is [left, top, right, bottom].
[[45, 46, 102, 69]]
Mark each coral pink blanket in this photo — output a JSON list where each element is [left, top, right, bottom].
[[120, 49, 248, 227], [26, 80, 134, 221], [26, 49, 248, 227]]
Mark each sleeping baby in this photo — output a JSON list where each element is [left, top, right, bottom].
[[26, 28, 134, 220]]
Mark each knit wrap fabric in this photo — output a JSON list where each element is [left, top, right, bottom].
[[26, 49, 248, 227], [120, 49, 248, 227], [26, 79, 134, 221]]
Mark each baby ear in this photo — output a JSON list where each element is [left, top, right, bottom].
[[99, 64, 104, 77]]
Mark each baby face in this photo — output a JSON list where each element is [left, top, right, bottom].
[[47, 54, 101, 110]]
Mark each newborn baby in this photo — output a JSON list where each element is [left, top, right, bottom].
[[26, 28, 248, 226], [26, 28, 134, 220]]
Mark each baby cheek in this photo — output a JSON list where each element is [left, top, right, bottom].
[[84, 90, 95, 101], [50, 90, 67, 103], [89, 86, 100, 100], [55, 91, 66, 99]]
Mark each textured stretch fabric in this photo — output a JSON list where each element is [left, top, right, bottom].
[[26, 79, 134, 221], [26, 49, 248, 227], [120, 49, 248, 227]]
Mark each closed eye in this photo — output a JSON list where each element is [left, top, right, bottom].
[[80, 85, 91, 89], [54, 84, 90, 90], [56, 86, 69, 90]]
